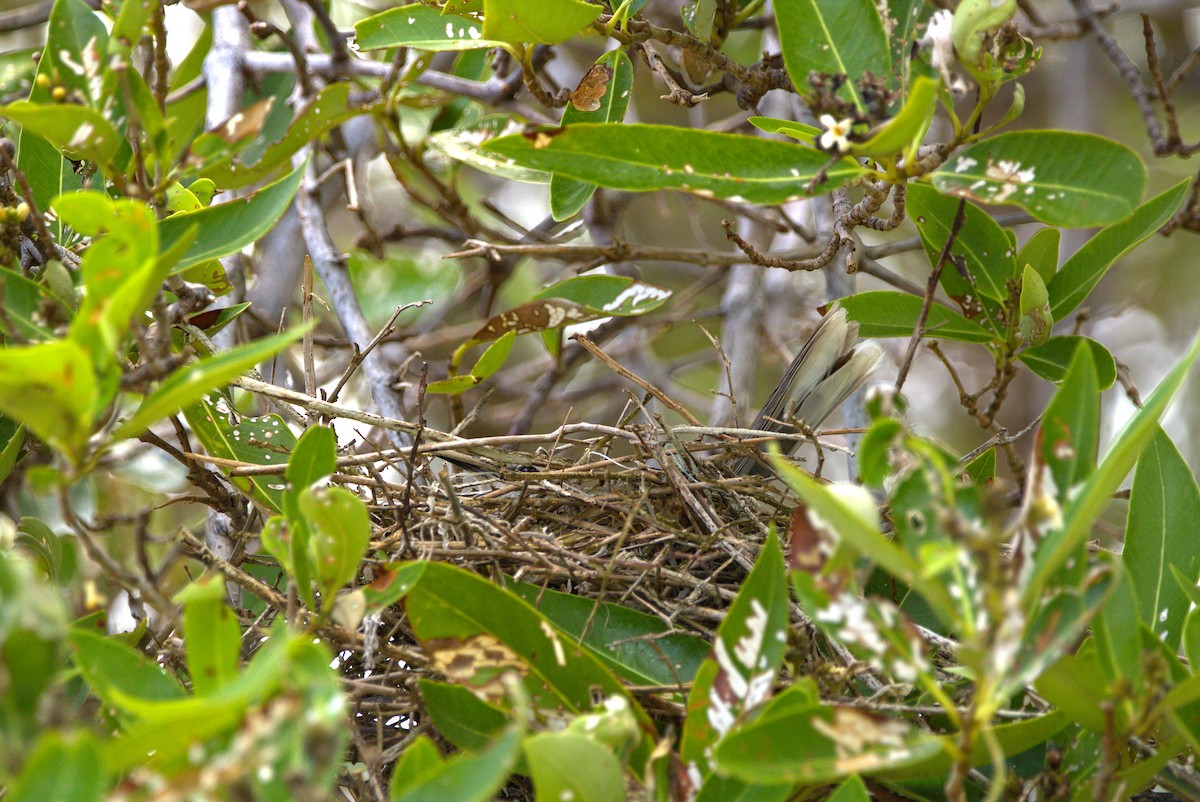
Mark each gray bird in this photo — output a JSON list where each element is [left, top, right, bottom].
[[732, 303, 883, 476]]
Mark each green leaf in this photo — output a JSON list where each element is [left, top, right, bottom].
[[182, 397, 298, 514], [680, 534, 788, 781], [356, 4, 505, 51], [391, 726, 522, 802], [100, 625, 295, 772], [299, 485, 372, 596], [390, 735, 444, 799], [747, 116, 819, 145], [776, 0, 890, 111], [1019, 264, 1052, 346], [1027, 329, 1200, 605], [0, 420, 25, 487], [483, 123, 868, 203], [286, 424, 337, 492], [0, 101, 124, 167], [260, 515, 302, 589], [481, 0, 602, 44], [425, 375, 481, 395], [828, 776, 871, 802], [114, 327, 307, 439], [1019, 336, 1115, 390], [952, 0, 1016, 67], [1018, 227, 1060, 285], [524, 732, 625, 802], [69, 628, 187, 711], [1039, 341, 1100, 507], [551, 50, 635, 221], [1032, 643, 1108, 732], [0, 267, 58, 341], [1123, 427, 1200, 650], [1093, 564, 1143, 694], [159, 162, 306, 273], [0, 339, 97, 463], [54, 192, 167, 356], [694, 775, 794, 802], [907, 183, 1016, 313], [510, 581, 709, 687], [197, 84, 367, 189], [175, 573, 242, 696], [1184, 608, 1200, 672], [13, 516, 65, 583], [1046, 179, 1188, 319], [933, 132, 1146, 227], [9, 732, 106, 802], [470, 330, 516, 380], [682, 0, 716, 40], [838, 291, 995, 343], [963, 447, 996, 484], [419, 679, 510, 752], [107, 0, 155, 57], [886, 0, 927, 68], [427, 331, 517, 395], [858, 417, 904, 487], [850, 75, 938, 159]]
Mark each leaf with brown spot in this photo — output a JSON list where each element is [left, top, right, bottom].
[[426, 634, 531, 704]]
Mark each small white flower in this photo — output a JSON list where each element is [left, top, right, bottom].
[[921, 10, 956, 89], [818, 114, 853, 153]]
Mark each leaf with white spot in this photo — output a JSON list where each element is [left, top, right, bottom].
[[932, 131, 1146, 227], [355, 4, 505, 51], [1122, 426, 1200, 652], [532, 274, 672, 317], [483, 123, 868, 203], [679, 534, 788, 796], [428, 115, 551, 183], [462, 275, 671, 361], [0, 101, 124, 168], [182, 395, 298, 514]]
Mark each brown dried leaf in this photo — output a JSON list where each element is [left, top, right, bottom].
[[471, 299, 595, 342], [570, 64, 614, 112]]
